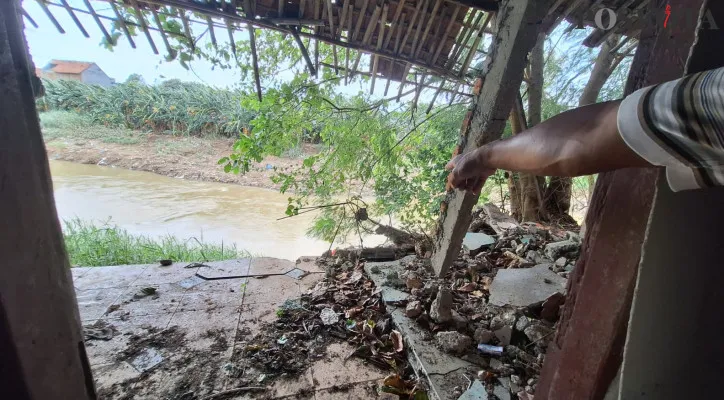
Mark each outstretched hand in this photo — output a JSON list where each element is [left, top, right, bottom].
[[445, 149, 496, 195]]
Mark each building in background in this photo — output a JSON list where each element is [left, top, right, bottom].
[[36, 59, 114, 87]]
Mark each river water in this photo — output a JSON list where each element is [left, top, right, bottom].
[[50, 160, 373, 260]]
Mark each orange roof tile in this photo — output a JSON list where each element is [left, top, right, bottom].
[[47, 60, 93, 74]]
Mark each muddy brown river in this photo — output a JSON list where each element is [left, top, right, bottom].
[[50, 160, 381, 260]]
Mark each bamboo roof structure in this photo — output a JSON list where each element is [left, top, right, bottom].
[[24, 0, 650, 103]]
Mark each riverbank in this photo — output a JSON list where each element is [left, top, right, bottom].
[[41, 111, 315, 191]]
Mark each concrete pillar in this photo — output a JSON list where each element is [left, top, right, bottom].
[[431, 0, 552, 276]]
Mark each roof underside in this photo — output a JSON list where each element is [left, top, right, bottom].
[[25, 0, 649, 103]]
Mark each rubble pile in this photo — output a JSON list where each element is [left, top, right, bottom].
[[369, 204, 581, 399], [229, 256, 427, 397]]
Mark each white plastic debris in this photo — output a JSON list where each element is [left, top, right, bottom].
[[320, 307, 339, 325]]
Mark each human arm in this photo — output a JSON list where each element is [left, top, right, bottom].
[[447, 67, 724, 194]]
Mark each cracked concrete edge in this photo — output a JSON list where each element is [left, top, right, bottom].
[[364, 260, 476, 400]]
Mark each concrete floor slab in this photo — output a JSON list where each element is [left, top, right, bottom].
[[248, 257, 296, 275], [74, 258, 389, 399], [488, 264, 566, 307], [195, 258, 252, 279], [74, 264, 148, 290], [310, 342, 387, 390]]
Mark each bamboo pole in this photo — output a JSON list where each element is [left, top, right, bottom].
[[59, 0, 88, 37], [129, 0, 159, 54], [35, 0, 64, 33], [81, 0, 111, 43], [370, 4, 388, 94]]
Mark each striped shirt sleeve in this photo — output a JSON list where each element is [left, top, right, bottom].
[[617, 67, 724, 191]]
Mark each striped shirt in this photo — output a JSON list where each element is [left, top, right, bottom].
[[617, 67, 724, 191]]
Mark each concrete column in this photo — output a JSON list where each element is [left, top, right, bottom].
[[431, 0, 552, 276]]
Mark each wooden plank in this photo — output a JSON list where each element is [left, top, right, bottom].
[[226, 19, 237, 56], [345, 13, 352, 84], [0, 1, 92, 397], [383, 0, 407, 50], [81, 0, 112, 43], [36, 0, 65, 34], [426, 78, 446, 113], [384, 10, 406, 95], [59, 0, 88, 37], [324, 0, 338, 73], [129, 0, 159, 54], [535, 0, 704, 398], [108, 1, 135, 47], [248, 23, 262, 100], [430, 0, 551, 277]]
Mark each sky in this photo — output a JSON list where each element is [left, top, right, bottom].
[[21, 0, 430, 101]]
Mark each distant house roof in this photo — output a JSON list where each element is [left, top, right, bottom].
[[43, 60, 94, 75]]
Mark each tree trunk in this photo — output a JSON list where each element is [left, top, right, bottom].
[[509, 34, 546, 222], [544, 34, 622, 220]]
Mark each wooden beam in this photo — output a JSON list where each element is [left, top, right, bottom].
[[177, 7, 195, 51], [81, 0, 112, 44], [431, 4, 461, 64], [243, 0, 262, 100], [413, 0, 443, 58], [226, 18, 237, 56], [129, 0, 159, 54], [206, 16, 217, 49], [431, 0, 551, 277], [21, 8, 39, 28], [59, 0, 88, 37], [291, 27, 317, 75], [459, 11, 492, 77], [108, 1, 135, 47], [0, 1, 92, 398], [447, 10, 482, 69], [151, 8, 176, 59], [384, 10, 406, 96], [350, 4, 381, 80], [36, 0, 64, 33], [370, 4, 388, 94]]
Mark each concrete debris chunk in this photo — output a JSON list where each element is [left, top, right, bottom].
[[451, 310, 468, 329], [515, 316, 530, 332], [436, 331, 473, 355], [457, 379, 488, 400], [319, 308, 339, 325], [474, 327, 494, 344], [488, 264, 567, 307], [405, 301, 423, 318], [493, 384, 512, 400], [463, 232, 496, 256], [524, 322, 553, 347], [544, 240, 580, 260], [429, 288, 453, 323], [494, 325, 513, 346]]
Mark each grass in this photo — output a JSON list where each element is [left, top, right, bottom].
[[63, 218, 246, 267], [39, 110, 144, 145]]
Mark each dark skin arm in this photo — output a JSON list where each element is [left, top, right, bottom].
[[446, 100, 652, 194]]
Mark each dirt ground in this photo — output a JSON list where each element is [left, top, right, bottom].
[[44, 133, 317, 191]]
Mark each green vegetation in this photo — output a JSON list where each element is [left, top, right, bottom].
[[39, 110, 143, 144], [38, 77, 255, 137], [63, 218, 245, 267]]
